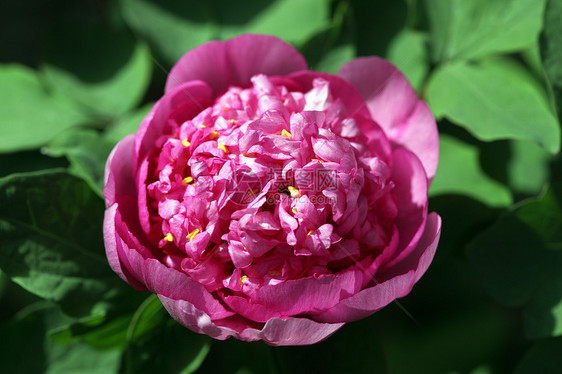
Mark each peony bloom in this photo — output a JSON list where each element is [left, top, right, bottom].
[[104, 34, 441, 346]]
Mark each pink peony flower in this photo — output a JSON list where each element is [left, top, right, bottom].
[[103, 34, 441, 346]]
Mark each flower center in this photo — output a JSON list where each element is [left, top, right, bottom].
[[145, 74, 397, 293]]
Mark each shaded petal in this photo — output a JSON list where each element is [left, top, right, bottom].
[[166, 34, 307, 95], [338, 57, 438, 179], [383, 148, 428, 269], [141, 256, 235, 320], [159, 295, 240, 340], [314, 213, 441, 323], [104, 135, 136, 206], [221, 293, 284, 323], [159, 296, 344, 346], [252, 317, 344, 346], [103, 204, 146, 291]]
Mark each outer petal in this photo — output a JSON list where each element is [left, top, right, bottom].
[[165, 34, 307, 95], [252, 317, 344, 346], [141, 256, 234, 320], [380, 148, 428, 270], [104, 134, 136, 207], [313, 212, 441, 323], [159, 296, 344, 346], [104, 204, 146, 290], [338, 57, 439, 179]]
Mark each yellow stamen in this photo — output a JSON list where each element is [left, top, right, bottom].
[[281, 129, 292, 138], [249, 188, 259, 196], [292, 206, 298, 214], [164, 233, 174, 242], [209, 131, 219, 139], [223, 107, 229, 112], [230, 119, 235, 125], [240, 275, 248, 286], [182, 140, 191, 147], [288, 186, 301, 198], [243, 152, 257, 157], [218, 142, 229, 153], [199, 124, 207, 128], [307, 230, 313, 237], [182, 176, 194, 185], [186, 228, 200, 242]]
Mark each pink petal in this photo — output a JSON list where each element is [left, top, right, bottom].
[[288, 71, 371, 119], [166, 34, 307, 95], [338, 57, 438, 179], [142, 256, 235, 320], [394, 101, 439, 181], [159, 296, 344, 345], [221, 293, 284, 323], [104, 135, 136, 207], [253, 270, 363, 316], [383, 148, 429, 269], [103, 204, 146, 291], [314, 212, 441, 323], [133, 81, 214, 171], [253, 317, 344, 346], [159, 295, 240, 340]]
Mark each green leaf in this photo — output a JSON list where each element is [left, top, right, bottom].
[[0, 64, 89, 153], [45, 340, 121, 374], [218, 0, 330, 45], [540, 0, 562, 121], [350, 0, 408, 57], [121, 304, 211, 374], [121, 0, 329, 65], [0, 170, 124, 317], [0, 150, 68, 179], [426, 58, 560, 153], [42, 23, 152, 119], [429, 134, 512, 207], [380, 307, 509, 374], [515, 337, 562, 374], [0, 307, 46, 374], [424, 0, 545, 62], [386, 30, 429, 93], [45, 128, 115, 197], [196, 339, 273, 374], [0, 303, 121, 374], [104, 104, 153, 147], [49, 313, 132, 351], [0, 269, 7, 300], [479, 139, 552, 196], [125, 294, 167, 343], [524, 278, 562, 339], [467, 185, 562, 339], [506, 140, 552, 195], [274, 320, 386, 374], [313, 43, 355, 75]]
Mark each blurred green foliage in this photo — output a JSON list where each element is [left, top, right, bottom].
[[0, 0, 561, 373]]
